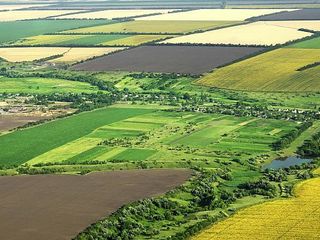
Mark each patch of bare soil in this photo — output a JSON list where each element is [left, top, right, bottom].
[[0, 169, 191, 240]]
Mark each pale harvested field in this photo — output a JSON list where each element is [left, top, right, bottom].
[[264, 20, 320, 32], [0, 47, 69, 62], [50, 47, 125, 63], [163, 21, 312, 46], [136, 9, 297, 21], [55, 9, 177, 20], [0, 4, 49, 11], [192, 177, 320, 240], [0, 10, 81, 21]]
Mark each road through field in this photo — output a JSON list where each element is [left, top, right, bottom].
[[0, 169, 191, 240]]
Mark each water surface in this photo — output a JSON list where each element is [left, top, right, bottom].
[[263, 156, 312, 170]]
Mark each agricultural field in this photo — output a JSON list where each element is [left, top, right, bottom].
[[135, 9, 296, 21], [0, 47, 123, 63], [0, 76, 98, 94], [1, 3, 320, 240], [15, 34, 174, 47], [0, 10, 83, 21], [264, 20, 320, 32], [192, 177, 320, 240], [0, 20, 111, 45], [0, 169, 190, 240], [101, 34, 176, 46], [289, 36, 320, 49], [0, 106, 153, 166], [0, 47, 70, 62], [64, 20, 239, 34], [0, 4, 49, 10], [0, 105, 298, 169], [248, 8, 320, 20], [72, 45, 264, 74], [197, 48, 320, 92], [49, 47, 125, 63], [55, 9, 178, 19], [162, 21, 312, 46]]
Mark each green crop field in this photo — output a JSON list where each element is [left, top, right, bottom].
[[0, 107, 153, 166], [198, 48, 320, 92], [0, 20, 113, 45], [111, 148, 157, 162], [65, 20, 240, 34], [7, 108, 298, 169], [15, 34, 174, 46], [288, 36, 320, 49], [16, 34, 130, 46], [101, 34, 176, 46], [0, 76, 98, 94]]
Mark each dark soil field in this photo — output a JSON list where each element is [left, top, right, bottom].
[[72, 45, 264, 75], [0, 169, 191, 240], [0, 115, 48, 132], [247, 9, 320, 21]]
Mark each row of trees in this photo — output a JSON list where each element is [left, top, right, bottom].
[[272, 122, 313, 150], [297, 131, 320, 157]]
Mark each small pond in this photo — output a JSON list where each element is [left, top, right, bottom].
[[263, 156, 312, 170]]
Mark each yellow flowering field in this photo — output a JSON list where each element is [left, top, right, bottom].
[[193, 177, 320, 240]]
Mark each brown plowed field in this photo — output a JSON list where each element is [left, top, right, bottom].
[[248, 9, 320, 21], [0, 169, 191, 240], [72, 45, 264, 75]]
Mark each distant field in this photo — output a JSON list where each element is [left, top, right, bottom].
[[0, 47, 123, 63], [248, 8, 320, 20], [49, 47, 125, 63], [0, 107, 153, 166], [16, 34, 173, 46], [65, 20, 239, 34], [55, 9, 177, 19], [0, 10, 82, 21], [289, 36, 320, 49], [0, 47, 69, 62], [101, 35, 176, 46], [197, 48, 320, 92], [0, 20, 111, 44], [0, 76, 98, 94], [192, 177, 320, 240], [264, 20, 320, 32], [72, 45, 264, 74], [0, 4, 49, 10], [136, 9, 295, 21], [162, 21, 312, 46]]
